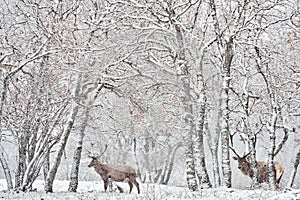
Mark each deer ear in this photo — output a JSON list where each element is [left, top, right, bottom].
[[233, 156, 238, 160]]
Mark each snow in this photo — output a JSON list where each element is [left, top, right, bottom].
[[0, 180, 299, 200]]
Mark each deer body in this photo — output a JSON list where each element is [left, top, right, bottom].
[[88, 157, 140, 194], [233, 155, 284, 187]]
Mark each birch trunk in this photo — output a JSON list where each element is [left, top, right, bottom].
[[246, 120, 259, 188], [0, 145, 13, 190], [194, 73, 211, 188], [0, 73, 13, 190], [68, 107, 88, 192], [68, 140, 83, 192], [160, 143, 182, 185], [211, 142, 220, 187], [208, 0, 231, 187], [174, 23, 198, 191], [15, 142, 26, 189], [267, 110, 277, 190], [45, 101, 79, 192], [68, 80, 105, 192], [206, 96, 222, 187], [194, 130, 211, 188], [242, 77, 259, 187], [143, 136, 153, 183], [44, 74, 81, 192], [220, 36, 234, 188], [255, 46, 277, 189], [287, 148, 300, 188], [213, 97, 222, 187], [43, 145, 50, 183], [220, 79, 231, 187]]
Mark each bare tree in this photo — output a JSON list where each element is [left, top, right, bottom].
[[45, 73, 81, 193], [0, 6, 58, 191], [68, 77, 111, 192]]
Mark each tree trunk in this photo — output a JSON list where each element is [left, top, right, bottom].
[[68, 107, 89, 192], [43, 145, 50, 183], [15, 141, 26, 189], [220, 79, 231, 187], [0, 75, 13, 190], [211, 141, 220, 187], [68, 141, 83, 192], [45, 102, 79, 192], [220, 36, 234, 188], [242, 80, 259, 187], [213, 100, 222, 187], [206, 96, 222, 187], [287, 148, 300, 188], [255, 46, 277, 190], [160, 143, 182, 185], [68, 77, 105, 192], [0, 145, 13, 190], [208, 0, 232, 188], [194, 73, 211, 188], [267, 110, 277, 190], [45, 74, 81, 192], [174, 22, 198, 191], [184, 138, 198, 191], [161, 148, 177, 185], [143, 135, 153, 183], [193, 130, 211, 188], [247, 124, 259, 188]]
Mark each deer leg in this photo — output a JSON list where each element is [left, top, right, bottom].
[[275, 175, 282, 189], [128, 182, 133, 194], [133, 180, 140, 194], [116, 184, 124, 193], [103, 179, 108, 192], [108, 178, 113, 192], [276, 171, 283, 186]]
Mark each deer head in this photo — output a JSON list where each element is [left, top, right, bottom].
[[88, 156, 99, 168], [231, 150, 253, 177], [88, 144, 108, 168]]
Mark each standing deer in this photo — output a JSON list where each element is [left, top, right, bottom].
[[231, 147, 284, 188], [88, 146, 140, 194]]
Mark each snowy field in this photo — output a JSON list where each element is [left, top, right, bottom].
[[0, 180, 299, 200]]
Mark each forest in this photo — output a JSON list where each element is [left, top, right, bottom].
[[0, 0, 299, 198]]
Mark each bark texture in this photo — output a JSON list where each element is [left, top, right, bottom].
[[220, 36, 234, 188]]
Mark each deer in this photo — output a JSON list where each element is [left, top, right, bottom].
[[88, 145, 140, 194], [230, 147, 284, 188]]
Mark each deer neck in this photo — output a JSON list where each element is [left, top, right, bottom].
[[240, 162, 254, 177], [95, 162, 108, 176]]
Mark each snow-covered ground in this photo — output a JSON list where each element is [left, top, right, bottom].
[[0, 180, 299, 200]]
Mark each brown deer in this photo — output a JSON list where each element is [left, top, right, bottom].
[[230, 147, 284, 187], [88, 147, 140, 194]]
